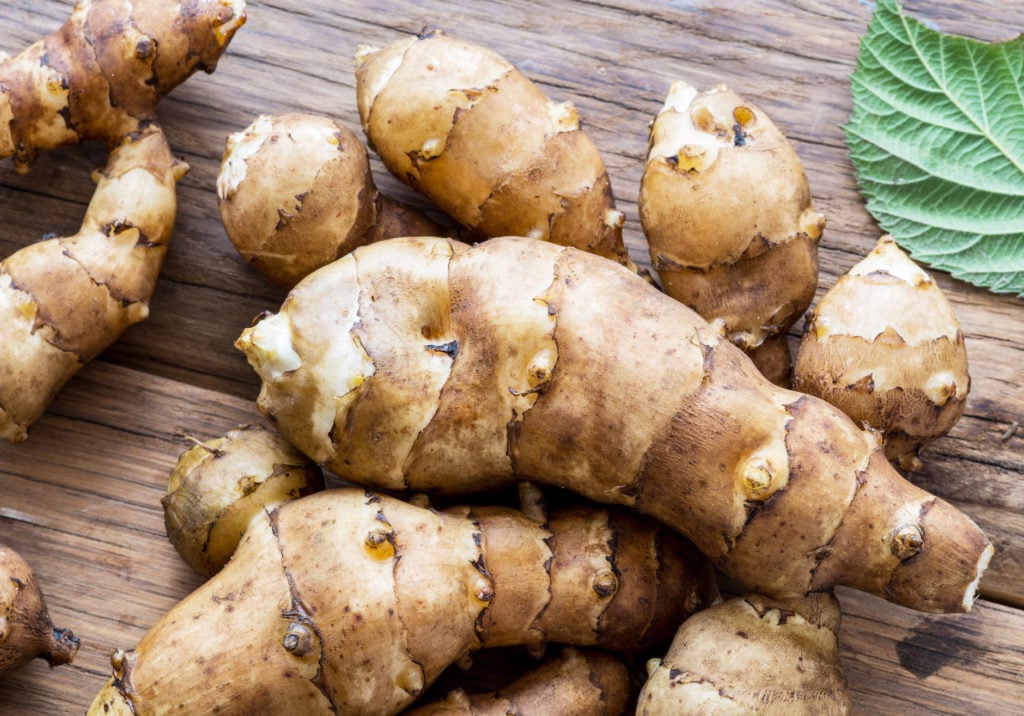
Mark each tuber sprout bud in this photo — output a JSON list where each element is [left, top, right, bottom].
[[592, 569, 619, 598], [365, 528, 396, 560], [891, 524, 924, 559], [282, 622, 315, 657], [472, 576, 495, 603]]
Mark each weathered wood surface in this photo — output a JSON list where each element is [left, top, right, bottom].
[[1, 0, 1021, 713]]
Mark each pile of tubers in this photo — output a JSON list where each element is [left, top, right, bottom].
[[0, 6, 992, 715], [0, 0, 247, 443]]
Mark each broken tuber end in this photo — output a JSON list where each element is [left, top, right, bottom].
[[961, 542, 995, 612], [43, 626, 80, 667]]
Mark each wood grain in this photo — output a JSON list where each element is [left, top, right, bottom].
[[2, 0, 1022, 713]]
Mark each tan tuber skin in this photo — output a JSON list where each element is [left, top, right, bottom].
[[162, 423, 325, 578], [237, 236, 992, 614], [88, 487, 716, 715], [354, 30, 635, 270], [637, 592, 851, 715], [639, 81, 825, 386], [217, 113, 447, 289], [794, 236, 970, 472], [0, 543, 79, 674], [0, 0, 247, 443], [406, 647, 631, 716]]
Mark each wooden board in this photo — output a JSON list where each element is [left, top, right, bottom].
[[2, 1, 1022, 713]]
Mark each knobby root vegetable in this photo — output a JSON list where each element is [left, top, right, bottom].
[[88, 487, 716, 715], [354, 30, 634, 269], [0, 543, 79, 674], [794, 236, 970, 472], [236, 235, 992, 614], [0, 0, 247, 443], [637, 592, 850, 715], [406, 647, 631, 716], [162, 423, 325, 578], [639, 81, 825, 386], [218, 112, 447, 288]]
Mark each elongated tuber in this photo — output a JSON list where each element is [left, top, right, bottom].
[[407, 647, 631, 716], [236, 235, 992, 614], [1, 543, 79, 674], [639, 81, 825, 385], [218, 112, 447, 288], [162, 423, 325, 578], [0, 0, 246, 442], [637, 592, 850, 715], [354, 30, 634, 269], [794, 236, 970, 471], [88, 487, 715, 715]]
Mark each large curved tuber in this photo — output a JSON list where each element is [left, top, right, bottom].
[[236, 236, 992, 614], [88, 487, 715, 715]]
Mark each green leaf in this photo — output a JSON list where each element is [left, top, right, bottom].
[[844, 0, 1024, 296]]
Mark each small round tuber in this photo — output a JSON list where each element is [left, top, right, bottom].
[[637, 592, 851, 715], [639, 81, 825, 386], [1, 543, 80, 674], [217, 112, 447, 288], [162, 423, 325, 578], [793, 236, 970, 471]]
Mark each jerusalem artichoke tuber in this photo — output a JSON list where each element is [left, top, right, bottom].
[[217, 113, 447, 288], [794, 236, 970, 471], [639, 81, 825, 385], [406, 647, 631, 716], [0, 544, 79, 674], [354, 30, 634, 269], [0, 0, 246, 442], [88, 487, 715, 715], [236, 235, 992, 614], [637, 592, 851, 715], [162, 423, 325, 578]]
